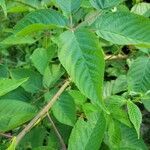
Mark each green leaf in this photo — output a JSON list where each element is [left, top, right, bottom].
[[90, 0, 124, 9], [105, 95, 127, 109], [0, 78, 28, 96], [0, 99, 37, 132], [91, 11, 150, 47], [68, 90, 87, 106], [58, 28, 107, 112], [119, 124, 148, 150], [141, 96, 150, 111], [10, 68, 42, 93], [45, 91, 76, 126], [112, 108, 132, 127], [13, 9, 68, 35], [108, 118, 121, 148], [112, 75, 127, 94], [105, 96, 131, 127], [30, 48, 50, 75], [0, 87, 31, 102], [0, 0, 7, 17], [1, 35, 36, 45], [0, 65, 8, 78], [43, 64, 64, 88], [82, 103, 99, 118], [15, 0, 42, 9], [19, 126, 47, 149], [68, 112, 106, 150], [127, 100, 142, 139], [55, 0, 81, 14], [7, 137, 16, 150], [128, 57, 150, 93], [131, 2, 150, 17]]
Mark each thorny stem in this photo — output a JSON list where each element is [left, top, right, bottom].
[[47, 113, 67, 150], [15, 80, 70, 146]]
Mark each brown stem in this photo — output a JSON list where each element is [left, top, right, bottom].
[[105, 54, 128, 60], [15, 80, 70, 146], [47, 113, 67, 150], [0, 133, 13, 138]]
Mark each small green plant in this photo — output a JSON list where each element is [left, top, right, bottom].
[[0, 0, 150, 149]]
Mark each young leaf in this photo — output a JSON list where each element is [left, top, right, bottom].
[[91, 11, 150, 47], [0, 99, 37, 132], [128, 57, 150, 93], [127, 100, 142, 138], [58, 28, 107, 111], [55, 0, 81, 15], [68, 112, 106, 150], [90, 0, 124, 9], [13, 9, 68, 35], [0, 78, 28, 96]]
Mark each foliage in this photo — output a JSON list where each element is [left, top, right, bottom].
[[0, 0, 150, 149]]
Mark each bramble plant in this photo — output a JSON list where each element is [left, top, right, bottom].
[[0, 0, 150, 149]]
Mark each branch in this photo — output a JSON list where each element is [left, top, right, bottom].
[[47, 113, 67, 150], [0, 133, 13, 138], [15, 80, 70, 146], [105, 54, 128, 60]]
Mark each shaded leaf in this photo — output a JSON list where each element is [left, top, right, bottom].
[[119, 124, 148, 150], [0, 99, 37, 132], [11, 68, 42, 93]]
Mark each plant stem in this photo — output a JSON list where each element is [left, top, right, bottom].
[[15, 80, 70, 146], [0, 133, 13, 138], [47, 113, 67, 150], [105, 54, 128, 60]]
